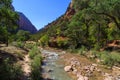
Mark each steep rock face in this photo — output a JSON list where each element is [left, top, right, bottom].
[[18, 12, 37, 33], [64, 2, 75, 19], [38, 1, 75, 32]]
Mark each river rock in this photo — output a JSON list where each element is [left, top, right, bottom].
[[84, 65, 90, 70], [92, 63, 97, 67], [96, 68, 101, 73], [77, 75, 84, 80], [64, 66, 73, 72], [48, 69, 53, 73], [104, 76, 114, 80], [115, 76, 120, 80], [90, 65, 95, 72], [84, 76, 89, 80], [77, 75, 89, 80], [85, 71, 92, 77], [96, 59, 101, 63], [72, 68, 78, 74], [77, 72, 82, 78], [61, 51, 66, 54]]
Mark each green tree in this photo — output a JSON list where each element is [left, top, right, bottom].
[[15, 30, 30, 41], [0, 0, 19, 45], [39, 34, 49, 47]]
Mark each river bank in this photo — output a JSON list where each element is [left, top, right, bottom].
[[40, 47, 120, 80]]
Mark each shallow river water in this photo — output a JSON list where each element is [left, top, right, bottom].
[[41, 50, 73, 80]]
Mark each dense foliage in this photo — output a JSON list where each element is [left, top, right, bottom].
[[36, 0, 120, 50], [0, 58, 23, 80], [15, 30, 30, 41], [28, 44, 42, 80], [0, 0, 19, 45]]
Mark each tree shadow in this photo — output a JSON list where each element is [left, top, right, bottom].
[[0, 50, 18, 63]]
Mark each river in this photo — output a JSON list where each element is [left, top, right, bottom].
[[41, 50, 73, 80]]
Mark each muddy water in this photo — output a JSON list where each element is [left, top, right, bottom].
[[41, 50, 73, 80]]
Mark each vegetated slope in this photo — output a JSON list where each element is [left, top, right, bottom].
[[36, 0, 120, 50]]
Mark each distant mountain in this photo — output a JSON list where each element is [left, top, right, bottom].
[[11, 5, 37, 33], [18, 12, 37, 33]]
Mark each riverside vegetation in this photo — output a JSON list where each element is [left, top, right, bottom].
[[0, 41, 42, 80], [0, 0, 120, 80], [35, 0, 120, 67]]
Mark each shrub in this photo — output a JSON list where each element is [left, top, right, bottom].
[[56, 37, 68, 48], [29, 45, 40, 59], [0, 58, 23, 80], [15, 51, 24, 60], [31, 55, 42, 80], [100, 53, 113, 66], [100, 51, 120, 67], [28, 44, 42, 80], [94, 44, 101, 51], [24, 43, 35, 49], [78, 46, 87, 56], [39, 34, 49, 47], [16, 41, 25, 48], [110, 52, 120, 66]]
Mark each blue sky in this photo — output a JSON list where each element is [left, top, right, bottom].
[[12, 0, 71, 30]]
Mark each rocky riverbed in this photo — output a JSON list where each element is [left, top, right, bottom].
[[60, 52, 120, 80], [40, 48, 120, 80]]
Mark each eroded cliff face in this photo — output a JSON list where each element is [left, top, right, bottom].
[[18, 12, 37, 33], [64, 2, 75, 20], [38, 1, 75, 31]]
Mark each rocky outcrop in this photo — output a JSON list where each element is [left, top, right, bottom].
[[38, 1, 75, 32], [18, 12, 37, 33], [64, 2, 75, 19]]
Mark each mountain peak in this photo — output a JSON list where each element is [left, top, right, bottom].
[[18, 12, 37, 33]]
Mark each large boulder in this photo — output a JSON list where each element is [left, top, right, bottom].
[[64, 66, 73, 72]]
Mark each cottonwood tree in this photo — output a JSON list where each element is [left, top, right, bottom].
[[0, 0, 19, 46]]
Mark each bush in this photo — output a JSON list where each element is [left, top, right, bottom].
[[24, 43, 36, 49], [31, 55, 42, 80], [110, 52, 120, 66], [100, 51, 120, 67], [0, 58, 23, 80], [56, 37, 68, 48], [94, 44, 101, 51], [100, 53, 113, 66], [39, 34, 49, 47], [27, 44, 42, 80], [15, 51, 24, 60], [15, 30, 30, 41], [16, 41, 25, 48], [78, 46, 87, 56], [29, 45, 41, 59]]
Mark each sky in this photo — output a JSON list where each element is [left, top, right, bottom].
[[12, 0, 71, 30]]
